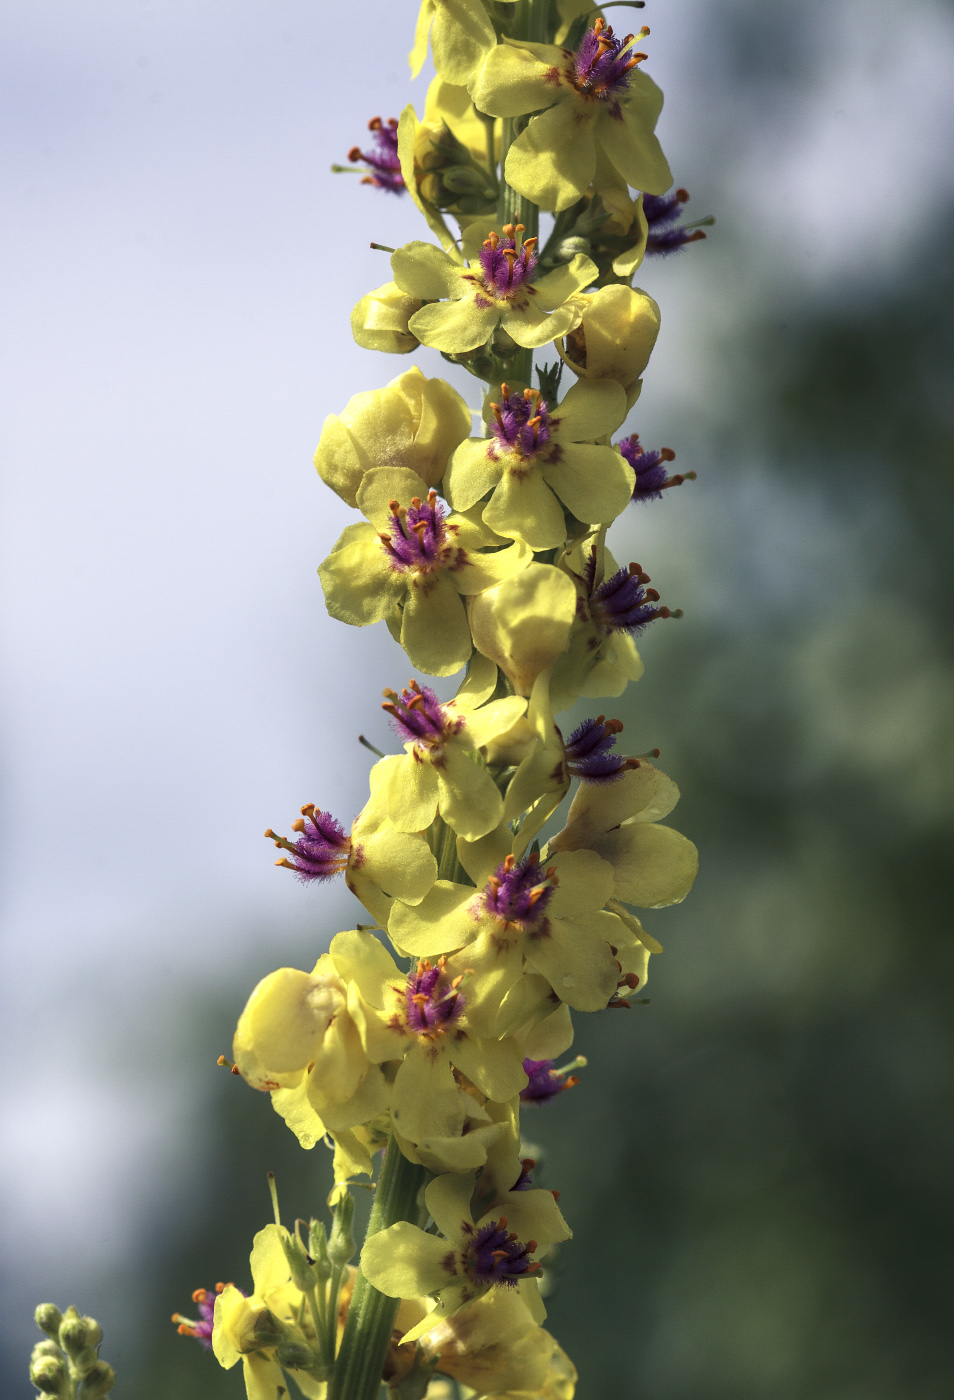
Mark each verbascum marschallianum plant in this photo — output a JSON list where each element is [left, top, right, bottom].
[[31, 4, 712, 1398]]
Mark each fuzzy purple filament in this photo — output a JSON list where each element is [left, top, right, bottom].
[[619, 433, 676, 502], [405, 961, 463, 1035], [565, 716, 628, 783], [489, 387, 553, 460], [465, 1219, 536, 1285], [484, 856, 556, 929], [478, 230, 538, 297], [381, 492, 448, 571], [592, 564, 669, 633], [573, 20, 642, 99], [348, 117, 404, 194]]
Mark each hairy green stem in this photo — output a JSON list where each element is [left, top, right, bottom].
[[328, 1137, 428, 1400]]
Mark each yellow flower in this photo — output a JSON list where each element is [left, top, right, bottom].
[[558, 283, 660, 411], [468, 563, 578, 698], [389, 832, 626, 1015], [549, 762, 698, 909], [421, 1290, 556, 1396], [444, 378, 631, 550], [318, 466, 532, 677], [232, 934, 393, 1147], [372, 679, 528, 840], [409, 0, 496, 86], [343, 939, 530, 1146], [548, 534, 646, 713], [212, 1225, 325, 1400], [391, 230, 596, 355], [314, 367, 471, 509], [265, 766, 438, 930], [350, 280, 422, 355], [471, 22, 671, 212], [361, 1171, 570, 1337]]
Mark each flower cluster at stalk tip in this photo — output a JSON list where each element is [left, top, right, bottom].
[[153, 6, 710, 1400]]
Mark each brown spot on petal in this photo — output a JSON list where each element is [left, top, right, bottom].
[[441, 1250, 458, 1275]]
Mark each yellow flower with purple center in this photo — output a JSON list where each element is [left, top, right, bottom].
[[391, 224, 597, 355], [444, 378, 632, 550], [319, 465, 531, 676], [372, 679, 528, 840], [264, 773, 438, 930], [471, 19, 672, 212], [342, 941, 529, 1149], [360, 1171, 569, 1339], [388, 836, 630, 1016]]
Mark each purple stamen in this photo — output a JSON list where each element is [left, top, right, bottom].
[[511, 1157, 536, 1190], [565, 716, 631, 783], [379, 491, 452, 573], [266, 806, 351, 882], [519, 1057, 584, 1105], [347, 117, 404, 194], [464, 1218, 538, 1286], [381, 681, 461, 747], [591, 563, 672, 634], [572, 18, 646, 100], [642, 187, 708, 257], [405, 958, 464, 1037], [483, 855, 557, 930], [489, 385, 554, 462], [173, 1284, 239, 1349], [477, 225, 538, 298], [619, 434, 693, 503]]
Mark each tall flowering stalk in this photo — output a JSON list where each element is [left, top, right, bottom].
[[30, 3, 709, 1398]]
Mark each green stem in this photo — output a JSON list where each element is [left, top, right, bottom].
[[328, 1137, 427, 1400], [496, 0, 549, 389]]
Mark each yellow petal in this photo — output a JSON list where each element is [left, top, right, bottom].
[[389, 880, 481, 956], [590, 823, 699, 907], [597, 70, 672, 195], [392, 241, 462, 301], [445, 437, 505, 512], [351, 281, 421, 355], [436, 745, 504, 840], [554, 763, 677, 849], [318, 523, 400, 627], [471, 40, 560, 118], [425, 1170, 478, 1240], [547, 848, 615, 917], [408, 296, 499, 354], [381, 753, 440, 832], [361, 1220, 453, 1298], [430, 0, 496, 87], [402, 578, 473, 677], [542, 441, 634, 525], [524, 911, 622, 1011], [469, 564, 577, 696], [392, 1042, 465, 1143], [482, 467, 565, 550], [552, 378, 627, 441], [450, 1032, 528, 1101], [357, 828, 439, 906], [506, 100, 598, 212], [313, 413, 363, 508]]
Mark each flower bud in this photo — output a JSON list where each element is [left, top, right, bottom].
[[279, 1226, 320, 1294], [350, 280, 421, 354], [327, 1189, 356, 1268], [59, 1313, 102, 1360], [308, 1218, 334, 1282], [314, 366, 471, 508], [560, 284, 660, 410], [77, 1360, 116, 1398], [469, 564, 578, 697], [29, 1354, 68, 1396], [31, 1341, 62, 1363], [34, 1305, 63, 1340], [275, 1341, 326, 1372]]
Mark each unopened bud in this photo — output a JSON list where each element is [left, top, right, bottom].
[[327, 1189, 356, 1268], [34, 1305, 63, 1339], [275, 1341, 325, 1372], [60, 1314, 102, 1356], [551, 235, 592, 263], [32, 1341, 62, 1363], [308, 1218, 333, 1282], [279, 1227, 319, 1294], [77, 1360, 116, 1398], [440, 164, 495, 198], [30, 1354, 68, 1396]]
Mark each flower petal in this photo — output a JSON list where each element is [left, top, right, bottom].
[[471, 40, 562, 119], [392, 241, 463, 301], [382, 753, 441, 832], [392, 1042, 465, 1143], [318, 523, 401, 626], [547, 849, 615, 917], [450, 1030, 528, 1101], [597, 71, 672, 195], [552, 378, 627, 442], [524, 911, 622, 1011], [506, 100, 598, 212], [436, 746, 505, 839], [389, 880, 482, 956], [409, 296, 500, 354], [402, 578, 473, 676], [542, 441, 634, 525], [482, 467, 566, 550], [426, 1169, 478, 1240], [590, 823, 699, 907], [362, 1220, 454, 1299], [444, 437, 505, 512]]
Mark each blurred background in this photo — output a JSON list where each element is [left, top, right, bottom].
[[2, 0, 953, 1395]]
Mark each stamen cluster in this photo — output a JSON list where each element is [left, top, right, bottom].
[[591, 562, 676, 634], [404, 957, 465, 1038], [379, 491, 455, 573], [265, 805, 351, 881], [489, 385, 553, 461], [565, 716, 636, 783], [381, 680, 462, 747], [484, 854, 558, 930], [462, 1217, 539, 1286], [478, 223, 538, 298], [572, 19, 647, 100], [348, 116, 404, 193]]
